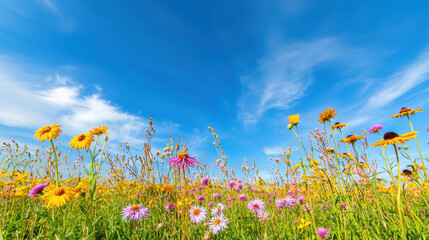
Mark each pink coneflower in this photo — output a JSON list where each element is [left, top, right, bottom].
[[275, 198, 286, 208], [201, 177, 210, 185], [213, 193, 222, 199], [122, 204, 150, 221], [208, 213, 229, 234], [284, 196, 297, 207], [198, 186, 204, 191], [197, 196, 205, 202], [247, 199, 265, 213], [165, 203, 175, 211], [238, 194, 247, 201], [28, 183, 48, 197], [208, 202, 214, 207], [287, 189, 295, 197], [368, 125, 383, 134], [211, 203, 226, 215], [168, 151, 199, 169], [227, 181, 235, 189], [257, 211, 269, 223], [189, 206, 207, 223], [234, 183, 244, 191], [297, 195, 305, 203], [316, 228, 330, 239]]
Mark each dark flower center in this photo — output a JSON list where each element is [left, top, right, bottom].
[[400, 107, 411, 113], [384, 131, 399, 140], [347, 135, 353, 138], [78, 134, 86, 141]]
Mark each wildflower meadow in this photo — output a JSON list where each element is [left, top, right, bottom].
[[1, 107, 429, 239]]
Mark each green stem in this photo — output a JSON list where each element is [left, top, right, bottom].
[[407, 115, 428, 180], [393, 144, 405, 239], [50, 139, 60, 187]]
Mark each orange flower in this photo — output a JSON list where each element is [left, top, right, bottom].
[[90, 125, 109, 135], [331, 122, 347, 130], [340, 134, 364, 144], [370, 131, 417, 148], [34, 123, 62, 142], [317, 107, 337, 124], [287, 114, 300, 126], [391, 107, 423, 118]]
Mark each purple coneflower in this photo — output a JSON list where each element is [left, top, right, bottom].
[[227, 181, 235, 189], [165, 203, 175, 211], [168, 151, 199, 169], [28, 183, 48, 197], [208, 201, 214, 207], [284, 196, 297, 207], [238, 194, 247, 201], [297, 195, 305, 203], [189, 206, 207, 223], [316, 228, 330, 239], [234, 183, 244, 191], [257, 211, 269, 223], [208, 213, 229, 234], [368, 124, 383, 134], [247, 199, 265, 213], [211, 203, 226, 215], [201, 177, 210, 185], [213, 193, 222, 199], [197, 195, 205, 202], [122, 204, 150, 221]]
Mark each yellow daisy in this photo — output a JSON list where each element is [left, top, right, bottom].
[[90, 125, 109, 135], [317, 107, 337, 124], [340, 134, 364, 144], [391, 107, 423, 118], [370, 131, 417, 148], [287, 114, 300, 126], [34, 123, 62, 142], [70, 132, 94, 149], [44, 186, 74, 208], [331, 122, 347, 130]]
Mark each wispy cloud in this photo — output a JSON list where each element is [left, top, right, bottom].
[[366, 51, 429, 109], [0, 59, 147, 144], [36, 0, 75, 33], [262, 146, 284, 156], [238, 38, 343, 125]]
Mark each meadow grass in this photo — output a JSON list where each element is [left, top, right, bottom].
[[0, 108, 428, 239]]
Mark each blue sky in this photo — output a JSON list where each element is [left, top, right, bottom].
[[1, 0, 429, 179]]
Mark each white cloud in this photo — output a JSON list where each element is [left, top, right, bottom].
[[366, 51, 429, 109], [238, 38, 343, 125], [263, 146, 284, 156], [0, 62, 147, 144]]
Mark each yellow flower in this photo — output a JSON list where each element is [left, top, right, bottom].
[[287, 114, 300, 126], [370, 131, 417, 148], [317, 107, 337, 124], [297, 218, 311, 232], [339, 153, 353, 158], [391, 107, 423, 118], [148, 198, 155, 207], [70, 132, 94, 149], [90, 125, 109, 135], [340, 134, 364, 144], [44, 186, 74, 208], [331, 122, 347, 130], [34, 123, 62, 142]]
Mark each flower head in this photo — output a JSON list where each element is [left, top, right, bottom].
[[165, 203, 175, 211], [70, 132, 95, 149], [247, 199, 265, 213], [201, 177, 210, 185], [340, 134, 364, 144], [316, 228, 330, 239], [211, 203, 226, 216], [168, 151, 199, 169], [208, 213, 229, 234], [189, 206, 207, 223], [44, 186, 74, 208], [122, 204, 150, 221], [197, 195, 205, 202], [317, 108, 337, 124], [28, 183, 48, 197], [368, 124, 383, 134], [238, 194, 247, 201], [287, 114, 300, 126], [370, 131, 418, 148], [257, 211, 269, 223], [34, 123, 62, 142], [331, 122, 346, 130], [391, 107, 423, 118], [90, 126, 109, 135]]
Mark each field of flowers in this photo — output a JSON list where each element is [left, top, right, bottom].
[[0, 108, 428, 239]]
